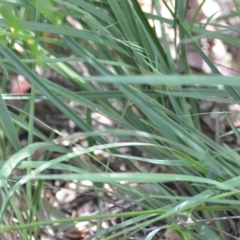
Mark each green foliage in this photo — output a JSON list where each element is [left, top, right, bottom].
[[0, 0, 240, 239]]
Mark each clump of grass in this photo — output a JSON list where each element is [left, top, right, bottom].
[[0, 0, 240, 239]]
